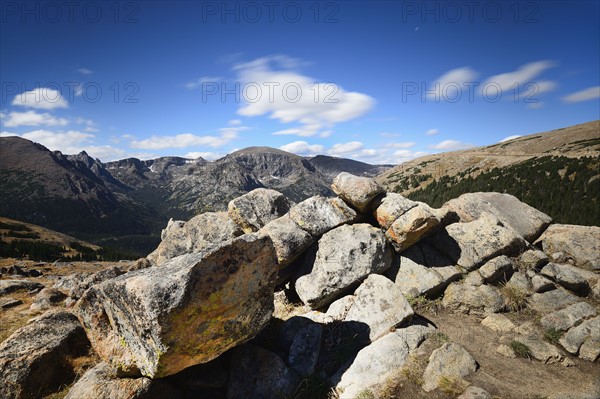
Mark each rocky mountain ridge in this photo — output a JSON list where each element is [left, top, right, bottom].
[[0, 137, 390, 253], [0, 172, 598, 399]]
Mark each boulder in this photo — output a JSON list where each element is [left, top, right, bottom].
[[540, 263, 597, 295], [429, 213, 527, 271], [506, 271, 532, 293], [395, 319, 436, 350], [579, 336, 600, 362], [374, 193, 417, 230], [0, 280, 44, 296], [478, 255, 513, 284], [334, 332, 410, 399], [288, 323, 323, 377], [442, 192, 552, 242], [442, 283, 504, 315], [518, 249, 549, 270], [76, 234, 278, 378], [29, 288, 67, 312], [528, 289, 581, 313], [515, 335, 562, 364], [228, 345, 300, 399], [64, 362, 179, 399], [0, 311, 91, 399], [535, 224, 600, 270], [389, 255, 445, 298], [559, 316, 600, 355], [290, 196, 357, 237], [385, 204, 442, 252], [344, 274, 414, 342], [325, 295, 356, 321], [531, 274, 555, 293], [331, 172, 384, 212], [227, 188, 292, 233], [481, 314, 516, 333], [296, 224, 393, 309], [147, 212, 243, 266], [540, 302, 597, 332], [421, 342, 477, 392], [260, 214, 314, 268]]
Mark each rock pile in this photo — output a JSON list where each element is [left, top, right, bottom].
[[0, 173, 599, 398]]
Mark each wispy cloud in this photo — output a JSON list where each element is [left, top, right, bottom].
[[427, 67, 478, 100], [500, 135, 522, 142], [234, 55, 375, 137], [425, 128, 439, 136], [561, 86, 600, 103], [279, 141, 324, 156], [77, 68, 94, 75], [130, 125, 248, 150]]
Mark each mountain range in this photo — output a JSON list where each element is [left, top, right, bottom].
[[0, 138, 390, 255]]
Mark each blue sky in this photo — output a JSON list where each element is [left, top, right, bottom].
[[1, 1, 599, 164]]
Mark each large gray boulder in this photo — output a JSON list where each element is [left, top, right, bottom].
[[0, 311, 91, 399], [228, 345, 300, 399], [290, 196, 357, 237], [332, 172, 384, 212], [422, 342, 477, 392], [514, 335, 563, 364], [429, 212, 527, 271], [374, 193, 418, 230], [227, 188, 292, 233], [333, 332, 410, 399], [296, 224, 393, 309], [478, 256, 513, 284], [442, 192, 552, 242], [76, 234, 278, 378], [535, 224, 600, 271], [64, 362, 179, 399], [540, 263, 597, 295], [442, 283, 504, 315], [559, 316, 600, 355], [344, 274, 414, 341], [147, 212, 243, 266], [260, 214, 314, 268], [540, 302, 597, 332], [385, 203, 442, 253], [389, 255, 445, 298], [528, 289, 581, 313]]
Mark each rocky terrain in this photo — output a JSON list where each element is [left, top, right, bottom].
[[0, 172, 598, 399]]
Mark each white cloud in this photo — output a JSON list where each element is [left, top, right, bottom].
[[500, 135, 522, 142], [2, 111, 68, 127], [14, 129, 94, 154], [484, 60, 556, 93], [130, 126, 247, 150], [0, 131, 18, 137], [320, 130, 333, 138], [427, 67, 478, 100], [328, 141, 364, 155], [77, 68, 94, 75], [184, 76, 223, 89], [184, 151, 224, 161], [425, 128, 439, 136], [12, 88, 68, 110], [83, 145, 127, 161], [429, 140, 474, 151], [75, 117, 98, 132], [234, 55, 375, 137], [279, 141, 325, 156], [228, 119, 242, 125], [562, 86, 600, 103], [389, 141, 415, 149]]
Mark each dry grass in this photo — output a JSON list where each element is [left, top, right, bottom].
[[500, 283, 528, 312], [438, 375, 469, 397], [407, 295, 443, 315]]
